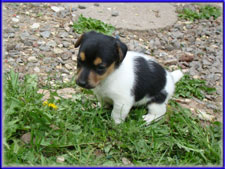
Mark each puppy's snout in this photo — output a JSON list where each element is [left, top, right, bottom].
[[76, 79, 87, 88]]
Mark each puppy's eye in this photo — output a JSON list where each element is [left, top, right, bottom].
[[96, 64, 106, 72]]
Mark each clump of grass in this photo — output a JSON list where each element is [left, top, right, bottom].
[[178, 5, 221, 21], [175, 74, 216, 100], [73, 14, 115, 35], [4, 70, 221, 166]]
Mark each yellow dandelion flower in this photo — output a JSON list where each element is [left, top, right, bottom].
[[43, 100, 48, 106], [48, 103, 58, 110]]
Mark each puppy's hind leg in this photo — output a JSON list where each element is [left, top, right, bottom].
[[143, 103, 166, 124], [111, 101, 133, 124]]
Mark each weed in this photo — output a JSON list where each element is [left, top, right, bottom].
[[178, 5, 221, 21], [37, 13, 43, 17], [73, 14, 115, 35], [3, 70, 221, 166], [175, 74, 216, 100]]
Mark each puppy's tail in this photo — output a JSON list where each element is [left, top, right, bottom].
[[171, 70, 183, 83]]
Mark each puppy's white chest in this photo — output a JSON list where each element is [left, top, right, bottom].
[[93, 85, 113, 104]]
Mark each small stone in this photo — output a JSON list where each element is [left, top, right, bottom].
[[63, 77, 70, 83], [51, 6, 64, 12], [40, 31, 51, 38], [206, 103, 218, 110], [61, 52, 72, 60], [38, 89, 50, 100], [58, 44, 63, 48], [30, 23, 40, 29], [71, 7, 77, 12], [6, 44, 16, 51], [122, 157, 133, 165], [61, 68, 70, 74], [202, 59, 211, 66], [46, 40, 57, 47], [57, 57, 65, 64], [172, 41, 180, 49], [24, 40, 33, 46], [57, 88, 76, 99], [37, 40, 46, 45], [45, 66, 52, 73], [41, 56, 49, 63], [20, 133, 30, 144], [186, 47, 193, 52], [78, 5, 86, 9], [59, 31, 69, 38], [154, 38, 161, 47], [62, 41, 71, 48], [112, 11, 119, 17], [72, 55, 77, 61], [197, 109, 215, 121], [8, 50, 20, 58], [173, 98, 191, 104], [94, 3, 100, 7], [164, 59, 177, 66], [28, 56, 38, 63], [12, 17, 19, 22], [21, 132, 35, 144], [171, 31, 183, 39], [34, 67, 40, 73], [59, 10, 70, 18], [64, 26, 70, 32], [128, 40, 146, 53], [165, 45, 174, 51], [179, 52, 194, 62], [54, 48, 64, 54], [16, 58, 23, 64], [20, 31, 30, 40], [8, 58, 15, 63], [8, 33, 15, 38], [65, 64, 72, 70], [5, 28, 15, 33], [39, 45, 50, 51]]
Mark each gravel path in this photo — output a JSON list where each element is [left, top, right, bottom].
[[3, 3, 223, 122]]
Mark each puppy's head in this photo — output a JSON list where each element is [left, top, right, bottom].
[[75, 31, 127, 89]]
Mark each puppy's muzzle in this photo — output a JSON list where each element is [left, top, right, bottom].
[[76, 78, 95, 89]]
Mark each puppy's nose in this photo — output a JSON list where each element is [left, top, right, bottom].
[[76, 79, 87, 87]]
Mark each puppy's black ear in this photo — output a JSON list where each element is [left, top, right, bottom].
[[75, 34, 84, 48], [115, 40, 128, 62]]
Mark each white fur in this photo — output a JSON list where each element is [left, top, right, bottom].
[[93, 51, 183, 124]]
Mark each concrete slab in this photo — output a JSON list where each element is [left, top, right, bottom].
[[64, 3, 178, 30]]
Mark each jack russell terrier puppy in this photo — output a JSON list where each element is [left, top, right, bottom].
[[75, 31, 183, 124]]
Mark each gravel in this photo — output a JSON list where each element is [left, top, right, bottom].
[[3, 3, 222, 119]]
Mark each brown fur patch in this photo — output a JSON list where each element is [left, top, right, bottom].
[[76, 67, 83, 81], [93, 57, 102, 66], [80, 52, 86, 61], [89, 62, 115, 87], [75, 34, 84, 48], [116, 41, 124, 61]]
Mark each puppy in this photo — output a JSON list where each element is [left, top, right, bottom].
[[75, 31, 183, 124]]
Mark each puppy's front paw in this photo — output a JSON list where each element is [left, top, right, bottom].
[[142, 114, 164, 124], [114, 118, 123, 124], [97, 102, 102, 107], [112, 117, 123, 124], [142, 114, 156, 124]]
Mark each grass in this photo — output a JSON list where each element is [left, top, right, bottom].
[[73, 14, 115, 35], [3, 70, 222, 166], [175, 74, 216, 100], [178, 5, 221, 21]]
